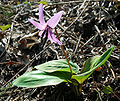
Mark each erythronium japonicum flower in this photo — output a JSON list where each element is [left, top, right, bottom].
[[29, 3, 63, 45]]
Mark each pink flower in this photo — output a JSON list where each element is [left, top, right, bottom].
[[29, 3, 63, 45]]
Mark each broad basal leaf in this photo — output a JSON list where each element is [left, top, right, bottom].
[[13, 69, 72, 88], [72, 46, 114, 84], [35, 59, 79, 73]]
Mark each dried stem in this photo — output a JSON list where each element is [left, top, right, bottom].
[[114, 92, 120, 101], [55, 28, 73, 74]]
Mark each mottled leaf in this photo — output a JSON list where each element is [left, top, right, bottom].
[[35, 59, 80, 74], [72, 46, 114, 84]]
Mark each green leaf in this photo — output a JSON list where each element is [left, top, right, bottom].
[[0, 24, 11, 32], [103, 85, 113, 94], [35, 59, 80, 74], [38, 0, 47, 5], [72, 46, 114, 84], [13, 69, 72, 88], [81, 55, 100, 73]]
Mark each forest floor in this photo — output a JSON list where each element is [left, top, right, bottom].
[[0, 0, 120, 101]]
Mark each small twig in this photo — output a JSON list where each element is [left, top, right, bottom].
[[55, 28, 73, 74], [48, 1, 85, 6], [94, 88, 103, 101], [33, 0, 113, 5], [0, 48, 6, 58], [70, 34, 82, 59], [5, 96, 11, 101], [107, 61, 116, 79], [81, 35, 95, 48], [106, 60, 118, 81], [114, 92, 120, 101], [74, 34, 82, 54], [94, 25, 104, 45]]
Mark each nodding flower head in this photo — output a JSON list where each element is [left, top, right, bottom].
[[29, 3, 63, 45]]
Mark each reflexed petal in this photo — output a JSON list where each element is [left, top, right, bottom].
[[48, 29, 62, 45], [28, 19, 44, 30], [39, 30, 44, 37], [39, 4, 45, 24], [39, 30, 46, 38], [47, 11, 63, 28]]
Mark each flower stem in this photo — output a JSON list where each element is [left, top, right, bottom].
[[55, 28, 73, 74]]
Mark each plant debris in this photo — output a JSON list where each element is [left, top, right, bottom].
[[0, 0, 120, 101]]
